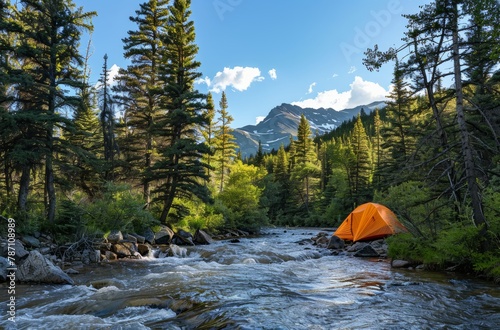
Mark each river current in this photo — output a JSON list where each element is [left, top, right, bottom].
[[1, 227, 499, 329]]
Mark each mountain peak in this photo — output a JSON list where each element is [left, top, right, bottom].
[[233, 101, 386, 157]]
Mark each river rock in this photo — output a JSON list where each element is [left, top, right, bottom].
[[137, 243, 153, 257], [0, 256, 9, 282], [99, 242, 112, 254], [354, 245, 380, 258], [173, 229, 194, 246], [16, 250, 74, 285], [347, 242, 368, 253], [391, 259, 411, 268], [130, 233, 145, 244], [112, 242, 137, 258], [155, 227, 175, 245], [143, 228, 155, 244], [370, 239, 388, 255], [64, 268, 80, 275], [105, 250, 118, 261], [22, 235, 41, 248], [0, 239, 29, 263], [327, 235, 345, 250], [82, 249, 100, 264], [123, 234, 137, 243], [194, 229, 213, 245], [107, 230, 123, 244]]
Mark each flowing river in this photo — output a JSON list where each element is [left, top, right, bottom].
[[1, 228, 499, 329]]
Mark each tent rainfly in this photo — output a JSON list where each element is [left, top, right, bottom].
[[334, 202, 407, 242]]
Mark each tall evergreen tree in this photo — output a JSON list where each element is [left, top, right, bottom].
[[213, 91, 237, 192], [99, 54, 116, 181], [152, 0, 210, 223], [201, 92, 216, 181], [291, 114, 320, 212], [349, 115, 372, 205], [380, 60, 415, 186], [113, 0, 169, 204], [65, 37, 103, 198], [15, 0, 95, 222]]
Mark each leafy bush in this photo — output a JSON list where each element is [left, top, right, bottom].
[[166, 197, 224, 233], [424, 223, 481, 269], [217, 161, 268, 230], [386, 232, 426, 263], [84, 183, 158, 234], [51, 199, 88, 243]]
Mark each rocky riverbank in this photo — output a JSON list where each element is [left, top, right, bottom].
[[0, 226, 254, 285], [311, 230, 420, 269]]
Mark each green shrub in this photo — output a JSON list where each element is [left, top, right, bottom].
[[84, 183, 158, 234], [424, 223, 481, 269], [386, 232, 426, 262]]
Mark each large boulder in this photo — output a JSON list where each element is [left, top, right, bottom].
[[194, 229, 213, 245], [16, 250, 74, 285], [112, 242, 138, 258], [327, 235, 345, 250], [21, 235, 41, 248], [105, 250, 118, 261], [155, 227, 175, 245], [143, 228, 155, 244], [107, 230, 123, 244], [347, 242, 368, 253], [0, 239, 29, 263], [173, 229, 194, 246], [129, 233, 145, 244], [137, 243, 153, 257], [354, 244, 380, 258]]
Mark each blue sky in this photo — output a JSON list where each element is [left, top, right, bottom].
[[73, 0, 431, 128]]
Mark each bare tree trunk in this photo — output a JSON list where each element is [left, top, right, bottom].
[[451, 4, 487, 231], [18, 165, 30, 212]]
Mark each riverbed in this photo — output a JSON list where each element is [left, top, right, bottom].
[[1, 228, 499, 329]]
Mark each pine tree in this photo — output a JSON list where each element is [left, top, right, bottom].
[[380, 60, 415, 186], [371, 109, 383, 189], [99, 54, 117, 181], [213, 91, 237, 192], [15, 0, 95, 222], [152, 0, 210, 223], [0, 0, 16, 201], [291, 114, 320, 212], [349, 115, 372, 205], [201, 92, 216, 181], [65, 37, 103, 198], [113, 0, 170, 204]]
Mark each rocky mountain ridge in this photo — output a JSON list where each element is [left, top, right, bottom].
[[233, 101, 386, 157]]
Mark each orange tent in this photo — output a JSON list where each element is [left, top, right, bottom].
[[334, 203, 407, 242]]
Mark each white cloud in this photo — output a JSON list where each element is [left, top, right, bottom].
[[268, 68, 277, 80], [195, 76, 211, 86], [308, 82, 317, 94], [348, 66, 357, 74], [256, 116, 266, 124], [292, 76, 388, 110], [332, 73, 339, 78], [209, 66, 264, 93]]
